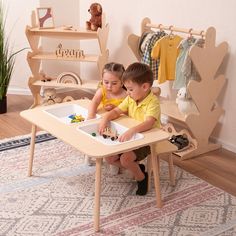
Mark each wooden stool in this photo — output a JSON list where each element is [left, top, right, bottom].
[[147, 140, 178, 191]]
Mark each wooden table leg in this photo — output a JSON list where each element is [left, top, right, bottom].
[[94, 158, 102, 232], [168, 154, 175, 186], [28, 124, 37, 177], [150, 144, 162, 208]]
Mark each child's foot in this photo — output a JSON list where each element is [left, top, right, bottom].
[[136, 172, 148, 196], [109, 165, 120, 175]]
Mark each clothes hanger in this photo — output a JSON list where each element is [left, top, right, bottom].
[[188, 28, 193, 39], [187, 28, 195, 43], [169, 25, 174, 39], [158, 23, 164, 32], [200, 30, 205, 39]]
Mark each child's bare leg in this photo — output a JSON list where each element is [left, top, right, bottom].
[[105, 155, 122, 168], [120, 151, 144, 180]]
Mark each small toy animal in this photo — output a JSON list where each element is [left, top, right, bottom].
[[42, 88, 62, 105], [176, 87, 198, 114], [86, 3, 102, 31], [42, 88, 74, 106]]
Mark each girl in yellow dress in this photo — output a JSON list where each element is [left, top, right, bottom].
[[87, 62, 127, 119], [86, 62, 127, 169]]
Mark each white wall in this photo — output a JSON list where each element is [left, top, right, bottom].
[[6, 0, 236, 153], [3, 0, 39, 94], [39, 0, 80, 80]]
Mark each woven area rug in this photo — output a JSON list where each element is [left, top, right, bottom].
[[0, 133, 236, 236]]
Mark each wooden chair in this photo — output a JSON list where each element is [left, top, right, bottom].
[[147, 140, 178, 191]]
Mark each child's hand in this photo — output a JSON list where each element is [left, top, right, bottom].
[[104, 104, 115, 111], [98, 119, 108, 135], [118, 128, 135, 142]]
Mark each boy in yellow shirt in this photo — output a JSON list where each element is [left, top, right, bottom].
[[99, 62, 160, 195]]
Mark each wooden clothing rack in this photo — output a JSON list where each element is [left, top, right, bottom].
[[128, 17, 228, 160], [128, 18, 205, 61], [145, 22, 205, 37]]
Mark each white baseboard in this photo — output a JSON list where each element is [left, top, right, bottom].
[[8, 87, 32, 95], [211, 137, 236, 153], [7, 87, 95, 96]]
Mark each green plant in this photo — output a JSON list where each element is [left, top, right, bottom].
[[0, 1, 26, 100]]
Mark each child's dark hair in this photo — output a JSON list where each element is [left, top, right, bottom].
[[122, 62, 153, 86], [102, 62, 125, 79]]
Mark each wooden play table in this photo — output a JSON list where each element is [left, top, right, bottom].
[[20, 99, 169, 232]]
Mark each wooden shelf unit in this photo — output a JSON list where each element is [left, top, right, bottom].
[[128, 17, 228, 160], [25, 12, 109, 108]]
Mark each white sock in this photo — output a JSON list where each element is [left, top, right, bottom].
[[109, 165, 119, 175]]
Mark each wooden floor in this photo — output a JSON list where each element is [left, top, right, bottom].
[[1, 94, 236, 197]]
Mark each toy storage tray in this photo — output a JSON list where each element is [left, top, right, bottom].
[[77, 121, 144, 145], [43, 104, 100, 124]]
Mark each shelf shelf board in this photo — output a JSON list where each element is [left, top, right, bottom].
[[33, 80, 99, 90], [160, 99, 186, 122], [27, 26, 98, 40], [29, 52, 99, 62]]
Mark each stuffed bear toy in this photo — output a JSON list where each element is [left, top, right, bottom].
[[42, 88, 62, 106], [86, 3, 102, 31], [42, 88, 75, 106]]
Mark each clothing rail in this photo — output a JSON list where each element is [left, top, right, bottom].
[[145, 23, 205, 37]]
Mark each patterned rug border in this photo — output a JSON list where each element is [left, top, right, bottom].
[[0, 132, 56, 152]]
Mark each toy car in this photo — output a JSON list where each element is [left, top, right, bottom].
[[102, 127, 118, 141]]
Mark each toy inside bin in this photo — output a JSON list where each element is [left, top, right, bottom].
[[44, 104, 100, 124], [77, 121, 144, 145]]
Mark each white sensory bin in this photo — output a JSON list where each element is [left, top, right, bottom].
[[77, 121, 144, 145], [44, 104, 100, 124]]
